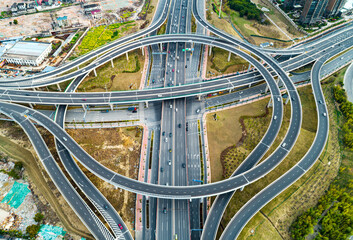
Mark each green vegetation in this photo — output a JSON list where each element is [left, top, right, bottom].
[[34, 213, 44, 223], [290, 186, 353, 239], [228, 0, 262, 21], [0, 11, 12, 19], [0, 229, 24, 238], [26, 224, 40, 238], [138, 0, 154, 19], [157, 21, 167, 35], [191, 15, 197, 32], [13, 19, 18, 25], [0, 161, 23, 179], [77, 21, 135, 56]]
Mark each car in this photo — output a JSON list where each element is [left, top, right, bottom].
[[165, 138, 168, 142], [82, 99, 87, 101], [25, 94, 30, 96], [177, 70, 179, 73], [152, 79, 155, 84], [169, 132, 172, 137], [185, 65, 187, 68], [118, 223, 123, 230], [162, 131, 165, 136], [291, 97, 295, 101], [196, 109, 200, 113], [169, 148, 172, 153], [160, 167, 164, 172], [319, 100, 323, 104], [170, 104, 173, 108], [274, 115, 277, 120], [323, 112, 327, 117], [186, 127, 188, 131], [277, 97, 281, 102], [178, 123, 182, 128], [163, 208, 167, 214], [168, 51, 170, 53], [63, 137, 68, 141], [175, 108, 178, 112], [182, 163, 186, 168], [168, 161, 171, 165], [282, 143, 287, 147], [103, 204, 108, 210]]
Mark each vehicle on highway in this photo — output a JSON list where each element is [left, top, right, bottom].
[[103, 204, 108, 210], [63, 137, 67, 141], [160, 167, 164, 172], [169, 132, 172, 137], [169, 148, 172, 153], [165, 138, 168, 142], [168, 160, 171, 166], [196, 109, 200, 113], [182, 163, 186, 168], [162, 131, 165, 136], [178, 123, 182, 128], [163, 208, 167, 214], [82, 99, 87, 101], [172, 69, 175, 72], [323, 112, 327, 117], [175, 108, 178, 112], [100, 109, 109, 113], [274, 115, 277, 120], [170, 104, 173, 108], [118, 223, 123, 230]]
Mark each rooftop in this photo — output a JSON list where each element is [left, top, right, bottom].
[[5, 41, 51, 57]]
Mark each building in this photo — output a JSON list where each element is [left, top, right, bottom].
[[0, 41, 52, 66], [83, 3, 101, 15], [299, 0, 329, 25], [326, 0, 347, 17]]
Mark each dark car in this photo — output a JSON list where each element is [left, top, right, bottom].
[[169, 132, 172, 137], [162, 131, 165, 136], [103, 204, 109, 210], [185, 65, 187, 68], [82, 99, 87, 101], [182, 163, 186, 168], [163, 208, 167, 214], [160, 167, 164, 172], [178, 123, 182, 128]]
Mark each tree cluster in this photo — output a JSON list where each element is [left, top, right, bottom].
[[290, 186, 353, 240], [333, 85, 353, 149], [227, 0, 263, 21]]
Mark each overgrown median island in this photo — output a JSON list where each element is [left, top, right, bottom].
[[66, 127, 143, 235], [206, 47, 249, 78], [206, 85, 342, 239], [77, 49, 144, 92]]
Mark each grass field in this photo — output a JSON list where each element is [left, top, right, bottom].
[[77, 49, 144, 92], [206, 47, 249, 77], [206, 85, 341, 239]]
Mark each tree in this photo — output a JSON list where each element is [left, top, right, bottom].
[[34, 213, 44, 223], [26, 224, 40, 238], [9, 21, 12, 26], [13, 19, 18, 25]]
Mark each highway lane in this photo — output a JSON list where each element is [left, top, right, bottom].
[[219, 40, 335, 240], [0, 109, 114, 240], [0, 37, 287, 199], [54, 74, 133, 240]]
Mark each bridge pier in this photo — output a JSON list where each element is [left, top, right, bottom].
[[228, 52, 231, 62], [286, 96, 290, 105], [29, 103, 34, 109], [126, 52, 129, 61], [248, 63, 252, 71], [265, 84, 269, 93], [77, 66, 79, 70], [82, 104, 86, 111], [109, 104, 114, 111], [198, 95, 202, 101], [267, 98, 273, 108], [32, 88, 36, 91], [93, 68, 97, 77], [209, 45, 212, 56], [110, 59, 114, 68], [145, 101, 149, 108], [141, 47, 144, 56], [160, 43, 163, 52], [56, 84, 61, 91], [240, 186, 244, 191]]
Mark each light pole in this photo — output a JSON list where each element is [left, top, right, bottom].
[[219, 0, 222, 18]]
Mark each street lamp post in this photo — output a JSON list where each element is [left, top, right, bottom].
[[219, 0, 222, 18]]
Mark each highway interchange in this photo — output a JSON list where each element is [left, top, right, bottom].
[[0, 0, 352, 239]]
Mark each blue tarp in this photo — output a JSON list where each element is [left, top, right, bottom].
[[38, 224, 66, 240], [1, 181, 31, 209]]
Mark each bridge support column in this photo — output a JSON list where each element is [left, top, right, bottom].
[[160, 43, 162, 52], [198, 95, 202, 101], [141, 47, 144, 56], [145, 101, 149, 108], [32, 88, 36, 91], [28, 103, 34, 109], [228, 52, 231, 62], [265, 84, 269, 93], [111, 59, 114, 68], [267, 98, 273, 108], [93, 68, 97, 77], [109, 104, 114, 111], [240, 186, 244, 191], [56, 84, 61, 91], [208, 45, 212, 56], [82, 104, 86, 111], [286, 96, 290, 105], [77, 66, 79, 70], [248, 63, 252, 71], [126, 52, 129, 61]]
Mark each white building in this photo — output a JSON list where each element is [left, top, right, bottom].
[[0, 41, 52, 66]]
